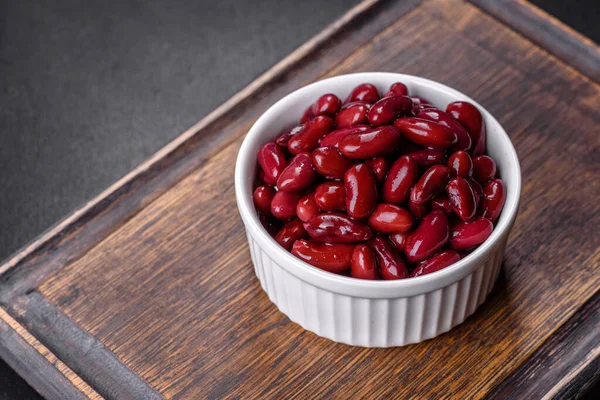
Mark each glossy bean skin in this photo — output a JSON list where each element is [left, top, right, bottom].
[[344, 164, 378, 219], [274, 220, 306, 251], [469, 178, 483, 209], [314, 182, 346, 212], [271, 191, 302, 220], [409, 198, 430, 220], [339, 126, 401, 159], [382, 156, 419, 204], [446, 101, 486, 156], [417, 109, 472, 151], [292, 240, 354, 273], [410, 250, 460, 277], [300, 93, 342, 123], [351, 244, 379, 280], [319, 125, 371, 147], [345, 83, 380, 104], [288, 116, 334, 154], [394, 117, 458, 149], [431, 194, 452, 214], [305, 213, 373, 243], [449, 217, 493, 250], [275, 125, 303, 147], [296, 193, 319, 222], [253, 185, 276, 215], [389, 82, 408, 96], [336, 102, 370, 128], [482, 179, 506, 222], [311, 147, 354, 179], [367, 96, 413, 127], [411, 103, 438, 116], [368, 235, 409, 279], [405, 210, 449, 263], [447, 150, 473, 177], [365, 157, 388, 182], [446, 177, 478, 221], [277, 152, 317, 191], [258, 142, 288, 185], [405, 148, 446, 167], [410, 165, 451, 205], [472, 155, 497, 184], [368, 203, 413, 233], [389, 232, 408, 253]]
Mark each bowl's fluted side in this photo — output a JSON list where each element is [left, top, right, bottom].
[[246, 230, 506, 347]]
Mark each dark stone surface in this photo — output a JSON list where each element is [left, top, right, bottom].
[[0, 0, 597, 398]]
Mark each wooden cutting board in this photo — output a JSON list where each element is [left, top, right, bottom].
[[1, 0, 599, 399]]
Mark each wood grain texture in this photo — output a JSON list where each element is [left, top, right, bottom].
[[469, 0, 600, 82], [0, 308, 102, 400], [26, 0, 599, 398], [489, 290, 600, 399], [0, 0, 419, 305]]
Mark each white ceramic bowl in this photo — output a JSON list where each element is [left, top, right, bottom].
[[235, 73, 521, 347]]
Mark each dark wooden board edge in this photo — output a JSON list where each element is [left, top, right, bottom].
[[8, 291, 161, 400], [469, 0, 600, 83], [0, 308, 98, 400], [487, 290, 600, 399], [0, 0, 422, 305]]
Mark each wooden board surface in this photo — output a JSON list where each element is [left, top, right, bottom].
[[1, 0, 600, 398]]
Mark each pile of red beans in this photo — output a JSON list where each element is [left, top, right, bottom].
[[253, 82, 506, 279]]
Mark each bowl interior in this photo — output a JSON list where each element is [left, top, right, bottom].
[[235, 73, 521, 298]]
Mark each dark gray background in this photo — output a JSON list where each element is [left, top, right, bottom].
[[0, 0, 598, 398]]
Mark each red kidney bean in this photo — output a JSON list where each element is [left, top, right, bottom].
[[365, 157, 388, 182], [345, 83, 380, 104], [314, 182, 346, 212], [405, 210, 449, 262], [468, 178, 483, 209], [288, 116, 334, 154], [367, 96, 413, 126], [257, 170, 267, 184], [446, 101, 486, 156], [411, 103, 438, 116], [305, 213, 373, 243], [410, 96, 431, 105], [314, 182, 346, 211], [410, 165, 451, 205], [482, 179, 506, 222], [271, 191, 302, 220], [300, 93, 342, 123], [368, 203, 413, 233], [389, 232, 408, 253], [275, 220, 306, 251], [296, 192, 319, 222], [260, 214, 281, 236], [368, 235, 409, 279], [394, 117, 457, 148], [446, 177, 478, 221], [431, 194, 452, 214], [277, 152, 317, 191], [472, 155, 497, 184], [405, 148, 446, 167], [311, 146, 354, 179], [292, 240, 353, 273], [417, 109, 472, 151], [336, 102, 370, 128], [389, 82, 408, 96], [258, 142, 288, 185], [275, 125, 303, 147], [344, 164, 378, 219], [447, 150, 473, 177], [253, 184, 276, 215], [351, 244, 378, 280], [408, 198, 430, 220], [410, 250, 460, 277], [339, 125, 401, 159], [319, 125, 371, 147], [449, 217, 493, 250]]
